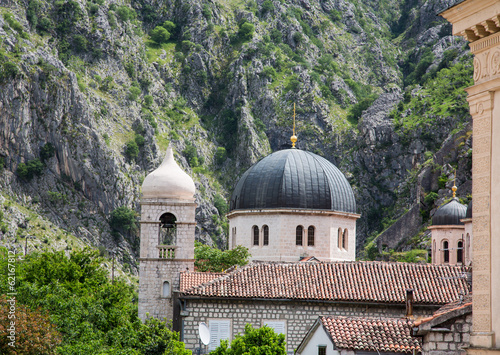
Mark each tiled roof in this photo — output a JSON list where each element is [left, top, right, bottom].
[[180, 261, 469, 305], [179, 271, 226, 292], [321, 316, 421, 353], [414, 294, 472, 327]]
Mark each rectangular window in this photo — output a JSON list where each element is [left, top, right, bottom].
[[264, 321, 286, 336], [209, 320, 231, 351], [318, 345, 327, 355]]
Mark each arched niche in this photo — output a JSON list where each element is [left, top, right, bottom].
[[159, 212, 177, 245]]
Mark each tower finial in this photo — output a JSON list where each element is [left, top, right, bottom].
[[452, 170, 457, 198], [290, 103, 297, 148]]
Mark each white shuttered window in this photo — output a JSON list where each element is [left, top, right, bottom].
[[263, 321, 286, 336], [209, 320, 231, 351]]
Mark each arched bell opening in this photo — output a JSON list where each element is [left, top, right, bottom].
[[159, 213, 177, 246]]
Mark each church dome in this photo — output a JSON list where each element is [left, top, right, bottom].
[[141, 147, 195, 201], [432, 198, 467, 226], [229, 149, 356, 213], [465, 200, 472, 219]]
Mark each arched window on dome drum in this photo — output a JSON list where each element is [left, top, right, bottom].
[[296, 226, 303, 246], [162, 281, 170, 298], [433, 240, 436, 263], [263, 225, 269, 246], [252, 226, 259, 246], [307, 226, 314, 246], [443, 240, 449, 263], [159, 213, 176, 245], [232, 227, 237, 249], [338, 228, 342, 249], [343, 229, 348, 250], [457, 240, 464, 264]]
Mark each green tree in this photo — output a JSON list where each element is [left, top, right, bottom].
[[125, 140, 139, 159], [128, 86, 141, 101], [194, 242, 250, 272], [210, 324, 286, 355], [238, 21, 255, 41], [214, 147, 227, 165], [40, 142, 56, 163], [162, 20, 176, 33], [110, 206, 137, 232], [150, 26, 170, 44], [0, 248, 191, 354], [16, 159, 44, 180]]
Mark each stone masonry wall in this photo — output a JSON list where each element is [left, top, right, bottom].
[[229, 210, 358, 262], [181, 299, 438, 354], [421, 313, 472, 354], [139, 198, 196, 321]]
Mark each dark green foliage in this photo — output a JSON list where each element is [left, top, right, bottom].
[[261, 0, 274, 14], [144, 95, 154, 108], [0, 61, 19, 82], [3, 13, 24, 33], [40, 142, 55, 163], [285, 76, 300, 92], [270, 28, 282, 43], [110, 206, 137, 232], [150, 26, 170, 44], [213, 194, 228, 215], [0, 248, 191, 354], [124, 62, 136, 78], [293, 31, 303, 44], [116, 5, 136, 22], [38, 17, 54, 33], [162, 20, 176, 32], [181, 40, 195, 53], [0, 157, 4, 172], [329, 9, 341, 22], [262, 66, 277, 79], [194, 242, 250, 272], [404, 48, 435, 86], [209, 324, 286, 355], [16, 159, 44, 181], [73, 35, 87, 52], [202, 5, 212, 20], [26, 0, 41, 28], [438, 174, 448, 190], [134, 133, 145, 147], [238, 21, 255, 41], [218, 109, 238, 154], [125, 140, 139, 159], [183, 144, 200, 167], [128, 86, 141, 101], [346, 94, 378, 125], [215, 147, 227, 165], [424, 191, 439, 205]]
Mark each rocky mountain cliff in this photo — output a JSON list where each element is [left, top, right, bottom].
[[0, 0, 472, 268]]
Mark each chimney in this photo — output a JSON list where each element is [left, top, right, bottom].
[[406, 289, 414, 319]]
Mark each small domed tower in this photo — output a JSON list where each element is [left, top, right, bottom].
[[428, 185, 467, 265], [138, 147, 196, 321]]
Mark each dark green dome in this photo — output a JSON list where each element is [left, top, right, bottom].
[[432, 198, 467, 225], [229, 149, 356, 213]]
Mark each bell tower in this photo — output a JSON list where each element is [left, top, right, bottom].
[[138, 147, 196, 321]]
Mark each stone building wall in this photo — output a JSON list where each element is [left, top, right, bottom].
[[429, 225, 466, 265], [420, 313, 472, 354], [228, 209, 358, 262], [180, 298, 437, 353], [138, 198, 196, 321]]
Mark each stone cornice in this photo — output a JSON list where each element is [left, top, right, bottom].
[[226, 208, 361, 219], [428, 225, 466, 230], [440, 0, 500, 44]]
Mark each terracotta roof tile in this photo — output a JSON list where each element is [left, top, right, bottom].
[[179, 271, 225, 292], [414, 294, 472, 326], [322, 316, 421, 353], [180, 261, 469, 304]]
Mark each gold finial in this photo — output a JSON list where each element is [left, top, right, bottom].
[[452, 170, 457, 198], [290, 103, 297, 148]]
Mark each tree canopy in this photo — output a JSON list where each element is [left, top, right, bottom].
[[0, 248, 191, 354], [209, 324, 286, 355], [194, 242, 250, 272]]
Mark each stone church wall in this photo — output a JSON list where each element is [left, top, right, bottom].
[[180, 298, 437, 354]]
